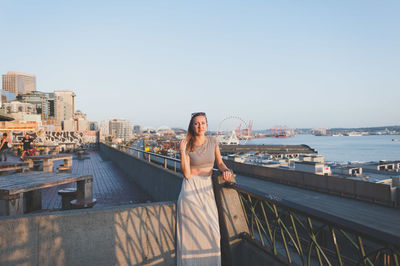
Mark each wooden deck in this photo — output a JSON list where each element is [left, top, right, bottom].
[[5, 152, 151, 210]]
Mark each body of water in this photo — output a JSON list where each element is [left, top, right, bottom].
[[246, 134, 400, 163]]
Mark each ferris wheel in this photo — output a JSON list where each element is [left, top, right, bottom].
[[217, 116, 251, 145]]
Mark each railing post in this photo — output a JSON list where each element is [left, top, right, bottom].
[[212, 172, 249, 266], [164, 158, 167, 169]]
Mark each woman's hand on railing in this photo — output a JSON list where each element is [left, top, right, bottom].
[[222, 169, 234, 182]]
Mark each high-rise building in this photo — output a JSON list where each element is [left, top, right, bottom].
[[109, 119, 132, 141], [54, 91, 75, 122], [2, 71, 36, 95], [100, 120, 110, 140]]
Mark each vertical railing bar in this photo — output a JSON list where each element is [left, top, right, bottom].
[[330, 226, 343, 266], [273, 213, 301, 255], [289, 212, 304, 262], [307, 217, 323, 266], [394, 252, 399, 266], [375, 250, 381, 263], [357, 236, 371, 266], [254, 205, 265, 247], [239, 193, 251, 232], [273, 204, 292, 264], [247, 194, 256, 239], [260, 201, 274, 247], [338, 229, 374, 266]]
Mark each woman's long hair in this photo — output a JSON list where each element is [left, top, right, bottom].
[[186, 113, 207, 152]]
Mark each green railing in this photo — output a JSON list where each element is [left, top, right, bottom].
[[104, 142, 400, 265], [224, 181, 400, 266]]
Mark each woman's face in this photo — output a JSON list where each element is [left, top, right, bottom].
[[192, 115, 208, 136]]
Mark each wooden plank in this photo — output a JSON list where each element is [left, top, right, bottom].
[[0, 172, 92, 198], [0, 162, 29, 169], [24, 154, 72, 160]]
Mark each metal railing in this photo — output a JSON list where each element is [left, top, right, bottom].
[[103, 142, 400, 265], [224, 181, 400, 266], [108, 143, 181, 172]]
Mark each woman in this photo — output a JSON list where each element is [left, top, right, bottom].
[[177, 112, 232, 266]]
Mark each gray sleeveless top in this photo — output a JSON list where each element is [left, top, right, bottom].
[[188, 136, 218, 168]]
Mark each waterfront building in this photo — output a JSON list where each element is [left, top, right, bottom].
[[294, 161, 332, 175], [2, 71, 36, 95]]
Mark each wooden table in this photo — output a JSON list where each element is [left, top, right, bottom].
[[36, 144, 59, 155], [0, 162, 30, 174], [23, 154, 73, 172], [0, 172, 93, 216]]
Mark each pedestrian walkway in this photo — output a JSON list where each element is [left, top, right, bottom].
[[1, 151, 152, 210]]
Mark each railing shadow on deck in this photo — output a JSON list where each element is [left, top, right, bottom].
[[0, 202, 177, 266]]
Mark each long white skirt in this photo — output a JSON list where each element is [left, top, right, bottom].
[[176, 175, 221, 266]]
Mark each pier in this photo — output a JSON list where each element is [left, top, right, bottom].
[[0, 143, 399, 265]]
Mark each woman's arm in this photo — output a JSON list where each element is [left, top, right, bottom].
[[179, 139, 191, 180], [215, 145, 232, 181]]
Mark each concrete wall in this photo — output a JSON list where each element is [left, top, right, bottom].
[[98, 144, 287, 265], [224, 160, 398, 207], [0, 202, 176, 266], [99, 143, 182, 202]]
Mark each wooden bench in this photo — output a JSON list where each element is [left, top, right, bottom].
[[57, 166, 72, 173], [0, 172, 94, 216], [23, 154, 73, 172], [0, 162, 30, 174]]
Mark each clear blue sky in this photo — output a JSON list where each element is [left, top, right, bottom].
[[1, 0, 399, 130]]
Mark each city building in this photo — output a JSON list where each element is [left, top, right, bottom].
[[74, 110, 89, 131], [1, 90, 16, 107], [89, 121, 99, 131], [0, 101, 41, 124], [109, 119, 132, 141], [99, 120, 110, 140], [2, 71, 36, 95], [133, 125, 142, 134], [62, 119, 75, 131], [54, 90, 75, 125], [17, 91, 56, 120]]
